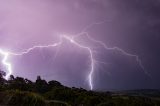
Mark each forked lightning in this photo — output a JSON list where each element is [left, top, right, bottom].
[[0, 21, 150, 90]]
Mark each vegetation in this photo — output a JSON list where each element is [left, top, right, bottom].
[[0, 70, 160, 106]]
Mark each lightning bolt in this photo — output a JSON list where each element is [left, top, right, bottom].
[[73, 20, 151, 89], [74, 32, 151, 77], [0, 35, 95, 90], [0, 21, 150, 90], [0, 50, 12, 79], [0, 38, 62, 80]]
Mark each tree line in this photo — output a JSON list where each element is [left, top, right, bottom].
[[0, 70, 160, 106]]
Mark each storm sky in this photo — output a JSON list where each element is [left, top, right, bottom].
[[0, 0, 160, 90]]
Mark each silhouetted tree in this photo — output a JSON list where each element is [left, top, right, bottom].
[[0, 70, 6, 85], [10, 75, 15, 80], [48, 80, 62, 90], [7, 75, 30, 91], [35, 76, 48, 93], [25, 78, 34, 91]]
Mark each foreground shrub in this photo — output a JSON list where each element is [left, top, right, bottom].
[[4, 90, 46, 106]]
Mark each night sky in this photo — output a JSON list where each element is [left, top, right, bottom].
[[0, 0, 160, 91]]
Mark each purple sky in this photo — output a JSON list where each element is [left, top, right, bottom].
[[0, 0, 160, 90]]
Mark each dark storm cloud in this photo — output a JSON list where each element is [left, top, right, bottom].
[[0, 0, 160, 90], [92, 0, 160, 90]]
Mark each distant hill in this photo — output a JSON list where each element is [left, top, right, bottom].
[[114, 89, 160, 98]]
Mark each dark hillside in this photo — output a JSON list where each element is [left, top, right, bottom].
[[0, 71, 160, 106]]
